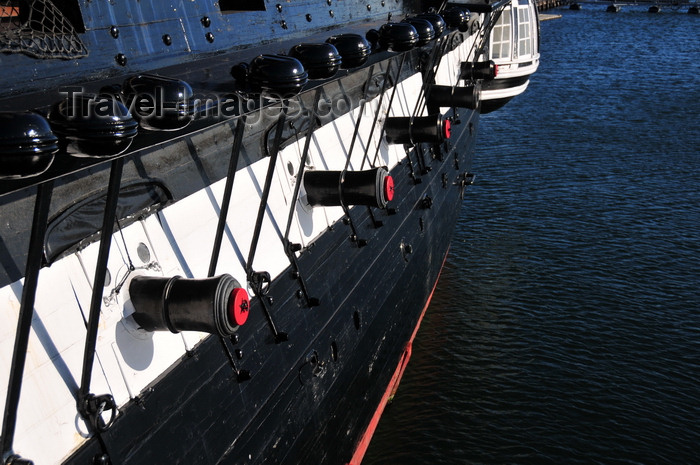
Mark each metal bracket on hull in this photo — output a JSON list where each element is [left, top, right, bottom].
[[248, 270, 288, 344], [79, 393, 118, 433], [400, 240, 413, 262], [416, 144, 432, 175], [246, 106, 290, 343], [365, 206, 384, 229], [219, 337, 251, 383], [298, 350, 327, 385], [282, 90, 322, 309], [431, 144, 445, 162], [403, 146, 423, 184], [454, 171, 476, 199]]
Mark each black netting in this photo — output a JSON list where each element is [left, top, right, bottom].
[[0, 0, 87, 59]]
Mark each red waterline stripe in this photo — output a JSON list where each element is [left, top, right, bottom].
[[346, 250, 449, 465]]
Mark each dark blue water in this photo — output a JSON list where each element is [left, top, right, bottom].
[[365, 7, 700, 465]]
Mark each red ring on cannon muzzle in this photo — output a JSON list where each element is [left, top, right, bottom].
[[229, 287, 250, 326], [383, 175, 395, 202]]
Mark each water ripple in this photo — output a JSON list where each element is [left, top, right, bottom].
[[366, 8, 699, 465]]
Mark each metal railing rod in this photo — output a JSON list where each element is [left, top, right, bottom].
[[77, 158, 124, 413], [1, 180, 54, 460]]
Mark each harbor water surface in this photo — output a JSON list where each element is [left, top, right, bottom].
[[365, 6, 699, 464]]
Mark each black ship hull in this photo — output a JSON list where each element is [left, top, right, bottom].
[[64, 103, 478, 465]]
